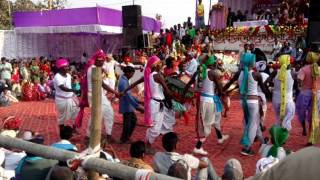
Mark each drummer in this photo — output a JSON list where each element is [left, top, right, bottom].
[[144, 56, 182, 153]]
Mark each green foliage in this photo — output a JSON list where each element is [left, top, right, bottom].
[[0, 0, 68, 30]]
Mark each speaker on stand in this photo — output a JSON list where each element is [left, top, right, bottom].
[[122, 5, 143, 49], [307, 0, 320, 48]]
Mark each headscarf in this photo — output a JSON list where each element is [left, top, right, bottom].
[[278, 54, 291, 121], [75, 49, 106, 128], [201, 55, 216, 79], [240, 52, 256, 147], [55, 58, 69, 69], [267, 125, 289, 158], [144, 56, 161, 126], [306, 52, 320, 144], [306, 52, 320, 78]]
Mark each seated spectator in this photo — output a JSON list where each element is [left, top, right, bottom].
[[2, 86, 18, 103], [0, 149, 14, 179], [259, 125, 291, 160], [15, 136, 58, 180], [222, 159, 243, 180], [252, 147, 320, 180], [153, 132, 219, 180], [51, 126, 77, 152], [46, 165, 74, 180], [22, 81, 39, 101], [38, 77, 51, 100], [122, 141, 154, 172]]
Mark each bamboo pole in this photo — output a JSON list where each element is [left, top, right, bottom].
[[88, 67, 103, 180], [0, 135, 181, 180]]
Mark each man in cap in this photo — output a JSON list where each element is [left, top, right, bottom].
[[53, 58, 80, 131]]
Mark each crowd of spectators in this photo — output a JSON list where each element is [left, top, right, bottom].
[[226, 0, 310, 26]]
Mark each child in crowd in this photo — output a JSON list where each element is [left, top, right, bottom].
[[37, 77, 51, 99], [72, 75, 81, 97]]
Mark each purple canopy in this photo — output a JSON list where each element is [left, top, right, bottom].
[[13, 6, 161, 33]]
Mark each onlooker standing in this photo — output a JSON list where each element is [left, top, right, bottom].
[[0, 57, 12, 85], [196, 0, 205, 28], [118, 66, 144, 143]]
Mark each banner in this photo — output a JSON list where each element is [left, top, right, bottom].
[[253, 0, 280, 9]]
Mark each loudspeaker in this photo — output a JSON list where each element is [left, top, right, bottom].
[[122, 27, 143, 48], [309, 0, 320, 21], [307, 0, 320, 46], [138, 34, 150, 48], [122, 5, 142, 28], [122, 5, 143, 48]]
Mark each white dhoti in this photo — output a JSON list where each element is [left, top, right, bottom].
[[87, 93, 114, 136], [55, 96, 80, 125], [259, 93, 268, 125], [103, 78, 116, 90], [146, 99, 176, 144], [272, 100, 295, 130], [197, 101, 217, 139]]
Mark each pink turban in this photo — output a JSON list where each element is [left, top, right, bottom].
[[144, 55, 161, 126], [56, 58, 69, 69]]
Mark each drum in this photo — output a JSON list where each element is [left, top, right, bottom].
[[166, 77, 194, 99], [179, 74, 191, 84]]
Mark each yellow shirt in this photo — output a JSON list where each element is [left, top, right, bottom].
[[197, 3, 204, 17]]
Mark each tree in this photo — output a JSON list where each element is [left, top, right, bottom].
[[0, 0, 12, 29], [43, 0, 68, 10]]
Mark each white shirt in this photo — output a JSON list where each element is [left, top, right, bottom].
[[150, 72, 165, 100], [53, 73, 73, 98], [185, 58, 198, 76], [259, 144, 287, 161], [103, 60, 120, 80], [153, 152, 199, 180], [179, 28, 186, 40], [87, 65, 108, 105], [0, 62, 12, 80], [201, 70, 216, 103]]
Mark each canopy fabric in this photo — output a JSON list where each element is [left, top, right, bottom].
[[13, 6, 161, 34]]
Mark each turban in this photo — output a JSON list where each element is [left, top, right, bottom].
[[56, 59, 69, 69]]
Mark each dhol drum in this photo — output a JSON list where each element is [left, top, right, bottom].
[[165, 77, 194, 100], [179, 74, 191, 84]]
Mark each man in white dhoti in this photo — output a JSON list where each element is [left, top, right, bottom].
[[144, 56, 180, 153], [53, 59, 80, 131], [86, 50, 121, 143]]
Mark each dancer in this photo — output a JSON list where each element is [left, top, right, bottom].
[[265, 54, 295, 130], [256, 61, 269, 131], [193, 55, 229, 155], [53, 59, 79, 131], [80, 50, 121, 143], [296, 51, 320, 145], [237, 53, 269, 156], [144, 56, 180, 153]]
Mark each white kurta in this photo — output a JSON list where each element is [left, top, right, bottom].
[[87, 66, 114, 135], [53, 73, 79, 125]]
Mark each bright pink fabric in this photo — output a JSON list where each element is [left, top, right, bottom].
[[144, 55, 160, 126], [55, 59, 69, 69]]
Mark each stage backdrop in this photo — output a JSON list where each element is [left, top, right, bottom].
[[0, 30, 123, 60]]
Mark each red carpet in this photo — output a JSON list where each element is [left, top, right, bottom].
[[0, 98, 313, 177]]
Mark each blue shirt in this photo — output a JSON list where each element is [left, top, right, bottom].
[[118, 75, 140, 113]]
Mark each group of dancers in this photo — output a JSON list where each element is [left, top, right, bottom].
[[52, 46, 320, 156]]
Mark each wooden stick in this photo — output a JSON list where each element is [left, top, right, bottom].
[[88, 67, 102, 180], [0, 135, 181, 180]]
